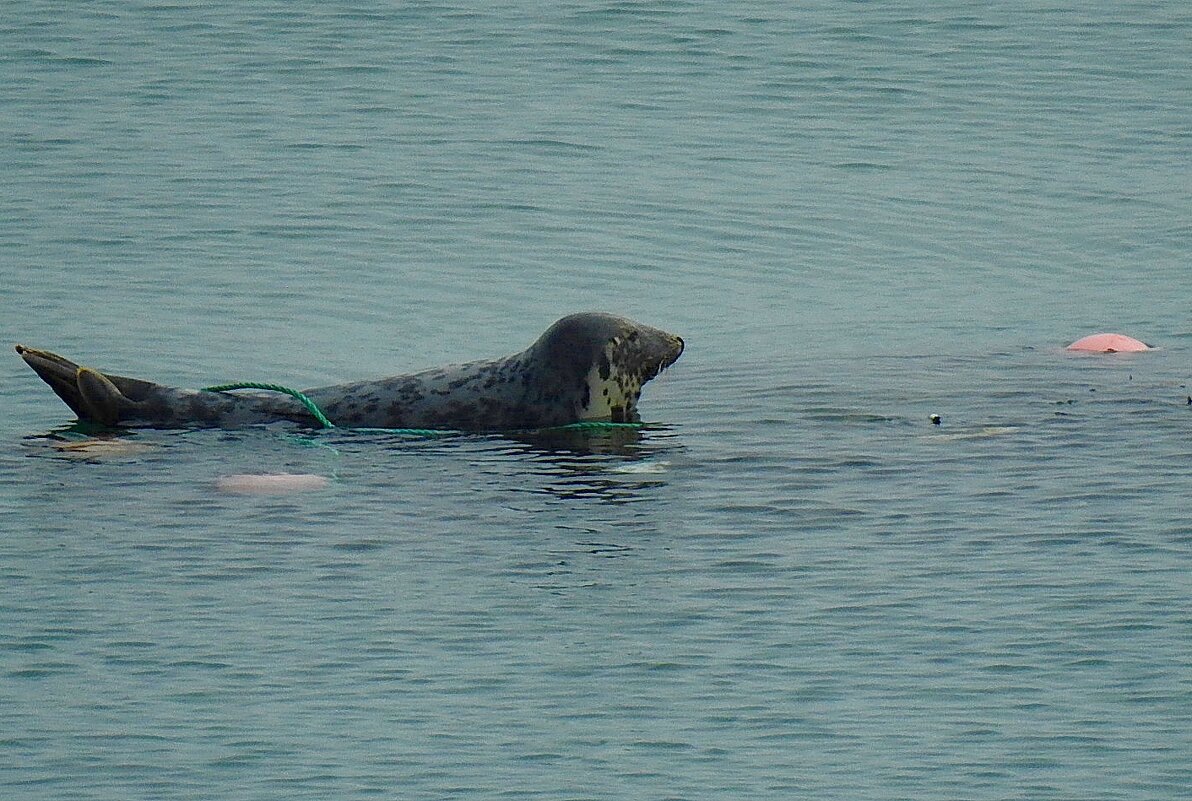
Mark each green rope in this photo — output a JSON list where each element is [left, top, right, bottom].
[[202, 382, 647, 435], [549, 421, 643, 431], [353, 426, 457, 437], [203, 382, 335, 429]]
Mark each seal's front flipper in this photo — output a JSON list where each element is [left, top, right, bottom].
[[16, 345, 137, 426]]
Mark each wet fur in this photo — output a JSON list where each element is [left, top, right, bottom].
[[16, 313, 683, 431]]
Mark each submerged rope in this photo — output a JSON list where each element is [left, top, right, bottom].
[[201, 382, 644, 435], [547, 421, 643, 431]]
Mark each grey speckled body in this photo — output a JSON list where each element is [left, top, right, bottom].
[[16, 312, 684, 431]]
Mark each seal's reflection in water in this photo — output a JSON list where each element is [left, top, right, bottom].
[[22, 423, 157, 462], [334, 425, 681, 504], [504, 424, 680, 503], [21, 423, 680, 506]]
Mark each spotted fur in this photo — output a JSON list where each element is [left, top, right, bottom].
[[16, 312, 683, 431]]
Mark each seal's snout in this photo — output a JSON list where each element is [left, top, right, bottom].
[[662, 334, 683, 369]]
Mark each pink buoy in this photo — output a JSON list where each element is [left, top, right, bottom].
[[1066, 333, 1150, 353], [217, 473, 331, 494]]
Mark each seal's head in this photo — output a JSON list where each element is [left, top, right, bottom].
[[527, 312, 683, 423]]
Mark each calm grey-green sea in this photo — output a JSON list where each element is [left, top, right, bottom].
[[2, 2, 1189, 799]]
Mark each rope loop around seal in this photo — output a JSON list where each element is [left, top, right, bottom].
[[202, 383, 335, 429]]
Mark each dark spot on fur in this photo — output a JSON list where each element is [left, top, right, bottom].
[[580, 384, 590, 408], [598, 354, 611, 381]]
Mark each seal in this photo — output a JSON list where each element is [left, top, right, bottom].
[[16, 312, 684, 431]]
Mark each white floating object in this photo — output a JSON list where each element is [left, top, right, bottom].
[[216, 473, 330, 494], [610, 461, 670, 474], [54, 438, 152, 458]]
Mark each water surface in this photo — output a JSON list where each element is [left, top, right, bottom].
[[2, 2, 1190, 799]]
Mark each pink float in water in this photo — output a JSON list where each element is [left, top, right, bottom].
[[1066, 333, 1151, 353], [217, 473, 331, 494]]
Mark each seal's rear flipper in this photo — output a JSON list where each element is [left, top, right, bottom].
[[76, 367, 129, 427], [15, 346, 89, 419], [16, 345, 142, 426]]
